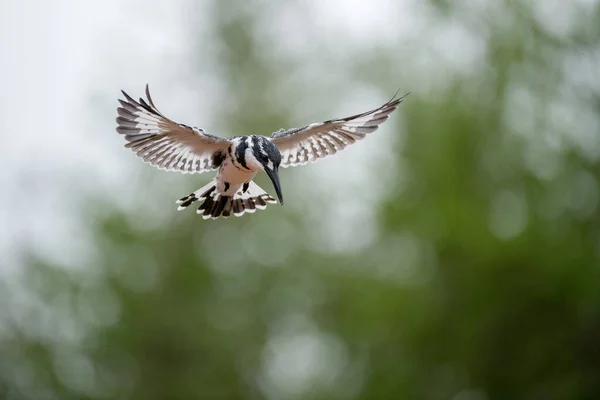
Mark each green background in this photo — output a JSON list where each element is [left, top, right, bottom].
[[2, 0, 600, 399]]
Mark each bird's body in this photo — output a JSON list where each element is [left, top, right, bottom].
[[216, 138, 258, 195], [116, 85, 408, 219], [173, 135, 283, 218]]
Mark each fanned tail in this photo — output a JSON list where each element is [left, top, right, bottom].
[[176, 180, 277, 219]]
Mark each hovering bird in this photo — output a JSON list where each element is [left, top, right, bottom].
[[116, 85, 408, 219]]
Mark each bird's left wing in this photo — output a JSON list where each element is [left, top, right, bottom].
[[271, 92, 409, 168], [116, 85, 230, 174]]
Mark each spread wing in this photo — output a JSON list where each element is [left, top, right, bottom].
[[116, 85, 230, 174], [271, 92, 409, 168]]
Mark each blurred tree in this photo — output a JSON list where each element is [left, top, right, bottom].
[[1, 0, 600, 399]]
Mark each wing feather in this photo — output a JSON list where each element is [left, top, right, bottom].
[[271, 91, 409, 168], [115, 84, 229, 174]]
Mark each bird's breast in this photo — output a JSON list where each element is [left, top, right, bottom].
[[218, 161, 256, 186]]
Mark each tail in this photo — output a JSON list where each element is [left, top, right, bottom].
[[176, 180, 277, 219]]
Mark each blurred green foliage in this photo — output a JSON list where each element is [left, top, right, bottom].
[[2, 0, 600, 399]]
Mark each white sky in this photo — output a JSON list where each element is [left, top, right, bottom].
[[0, 0, 214, 273]]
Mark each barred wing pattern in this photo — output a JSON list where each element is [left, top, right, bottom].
[[271, 92, 409, 168], [116, 85, 229, 174]]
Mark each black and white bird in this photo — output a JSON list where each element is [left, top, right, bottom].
[[115, 85, 408, 219]]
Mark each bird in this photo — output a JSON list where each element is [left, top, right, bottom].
[[115, 85, 409, 219]]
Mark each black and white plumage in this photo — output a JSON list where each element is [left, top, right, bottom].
[[116, 85, 408, 219]]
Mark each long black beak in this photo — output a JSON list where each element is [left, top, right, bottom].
[[265, 167, 284, 205]]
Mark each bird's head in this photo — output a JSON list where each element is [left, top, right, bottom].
[[249, 136, 284, 205]]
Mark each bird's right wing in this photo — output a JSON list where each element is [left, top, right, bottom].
[[116, 85, 230, 174], [271, 91, 409, 168]]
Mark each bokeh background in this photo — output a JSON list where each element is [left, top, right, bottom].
[[1, 0, 600, 399]]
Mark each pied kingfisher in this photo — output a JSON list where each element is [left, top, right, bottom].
[[116, 85, 408, 219]]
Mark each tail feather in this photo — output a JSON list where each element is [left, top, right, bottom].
[[176, 180, 277, 219]]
